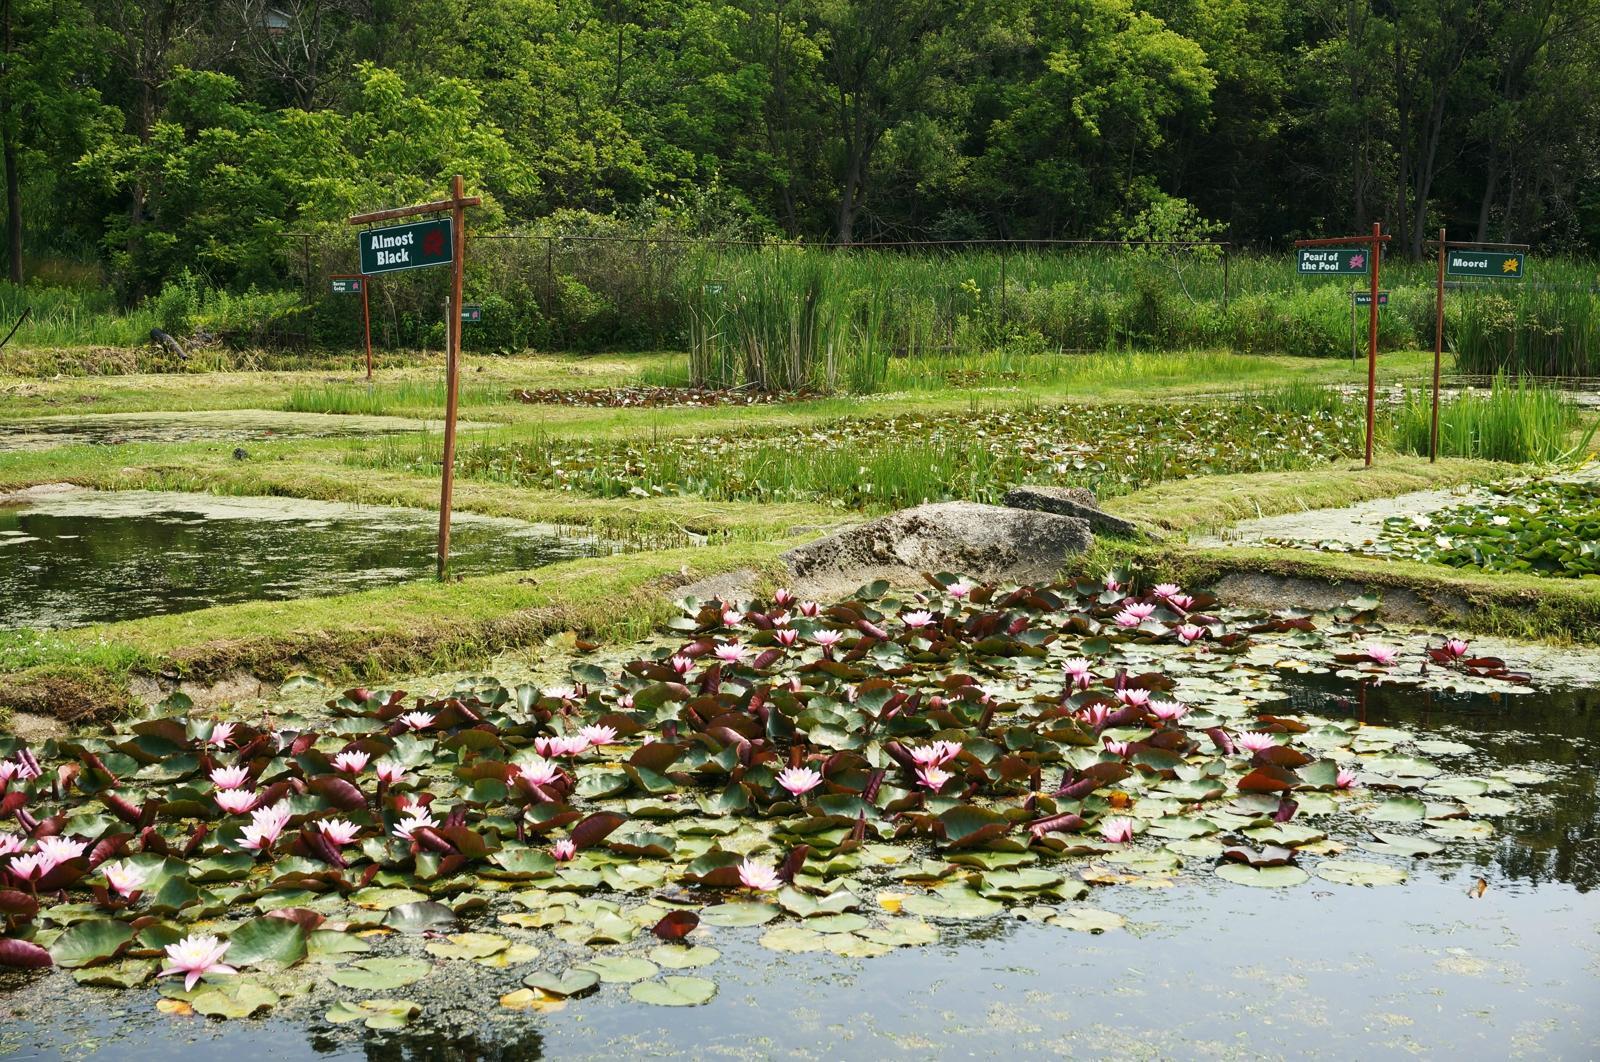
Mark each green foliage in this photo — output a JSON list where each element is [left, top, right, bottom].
[[1385, 375, 1595, 464]]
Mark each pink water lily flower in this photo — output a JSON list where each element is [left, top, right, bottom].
[[1113, 609, 1144, 629], [0, 762, 16, 785], [551, 839, 577, 862], [1363, 643, 1399, 666], [774, 628, 799, 647], [374, 759, 407, 785], [721, 609, 745, 628], [207, 722, 236, 748], [580, 724, 618, 747], [332, 750, 369, 774], [549, 734, 592, 758], [161, 934, 237, 991], [210, 766, 251, 790], [1123, 602, 1157, 621], [1149, 699, 1189, 722], [916, 764, 952, 792], [1100, 816, 1136, 843], [1115, 688, 1152, 708], [398, 711, 435, 731], [0, 832, 24, 856], [7, 852, 47, 882], [392, 809, 439, 841], [215, 789, 258, 815], [517, 758, 563, 788], [947, 579, 975, 600], [776, 766, 823, 797], [320, 819, 362, 846], [738, 858, 782, 891], [1103, 739, 1131, 757], [773, 588, 796, 607], [617, 692, 635, 709], [1234, 731, 1278, 753], [798, 601, 822, 617], [714, 642, 749, 664], [1152, 583, 1182, 600], [102, 860, 146, 897], [241, 802, 293, 851], [1442, 638, 1470, 659], [1102, 571, 1122, 592], [901, 610, 935, 629], [1175, 623, 1206, 644], [812, 629, 845, 648], [1335, 767, 1358, 789], [35, 836, 87, 873], [771, 613, 793, 628], [909, 741, 962, 768], [668, 654, 695, 676], [1077, 704, 1113, 729], [1167, 593, 1196, 612]]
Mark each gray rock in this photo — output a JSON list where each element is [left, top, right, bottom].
[[781, 501, 1092, 586], [1002, 485, 1152, 539], [674, 568, 761, 606]]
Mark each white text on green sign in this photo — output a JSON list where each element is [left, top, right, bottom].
[[330, 278, 363, 294], [1298, 249, 1369, 275], [358, 218, 453, 275], [1352, 291, 1388, 306], [1446, 251, 1524, 279], [461, 305, 482, 322]]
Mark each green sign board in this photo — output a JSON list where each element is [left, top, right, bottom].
[[330, 277, 364, 294], [1446, 250, 1525, 279], [461, 304, 482, 323], [1298, 248, 1370, 275], [358, 218, 453, 275], [1352, 291, 1389, 307]]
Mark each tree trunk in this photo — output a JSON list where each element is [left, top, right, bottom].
[[1475, 158, 1500, 243], [0, 0, 20, 285]]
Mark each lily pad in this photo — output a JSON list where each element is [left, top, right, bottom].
[[578, 955, 659, 983], [629, 975, 717, 1006], [648, 945, 720, 969], [325, 998, 420, 1030], [1213, 863, 1310, 888], [328, 957, 431, 991], [698, 902, 781, 927], [522, 969, 601, 997], [1315, 859, 1408, 886], [1046, 907, 1127, 933]]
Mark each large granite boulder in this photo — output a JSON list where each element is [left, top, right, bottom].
[[782, 501, 1092, 588], [1001, 485, 1152, 539]]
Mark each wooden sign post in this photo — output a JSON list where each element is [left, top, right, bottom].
[[329, 274, 373, 380], [348, 175, 481, 579], [1424, 231, 1530, 462], [1296, 222, 1390, 467]]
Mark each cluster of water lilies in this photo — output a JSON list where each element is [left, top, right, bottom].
[[0, 571, 1542, 1025], [442, 400, 1361, 507]]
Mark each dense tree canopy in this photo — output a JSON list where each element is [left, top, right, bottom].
[[5, 0, 1599, 296]]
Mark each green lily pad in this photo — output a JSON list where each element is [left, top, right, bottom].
[[629, 975, 717, 1006], [857, 919, 940, 947], [306, 930, 370, 961], [1214, 863, 1310, 888], [328, 957, 431, 991], [1315, 859, 1408, 886], [49, 919, 134, 969], [72, 958, 157, 988], [698, 902, 781, 927], [325, 998, 420, 1030], [522, 969, 601, 997], [1046, 907, 1127, 933], [227, 916, 307, 967], [648, 945, 720, 969], [578, 955, 659, 983], [1360, 832, 1446, 857], [759, 926, 828, 952], [189, 981, 280, 1019], [424, 932, 509, 961]]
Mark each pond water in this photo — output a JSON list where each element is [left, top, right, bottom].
[[0, 490, 612, 629], [0, 410, 482, 453], [2, 674, 1595, 1060]]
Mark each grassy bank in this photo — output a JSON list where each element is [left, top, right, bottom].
[[0, 541, 789, 721]]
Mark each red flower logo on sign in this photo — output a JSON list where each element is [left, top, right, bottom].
[[1349, 253, 1365, 269], [422, 228, 447, 258]]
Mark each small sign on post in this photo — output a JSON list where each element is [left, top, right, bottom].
[[1445, 250, 1526, 279], [1352, 291, 1389, 307], [1298, 248, 1371, 275], [358, 218, 455, 275], [329, 273, 373, 380], [460, 304, 483, 323], [349, 178, 481, 580]]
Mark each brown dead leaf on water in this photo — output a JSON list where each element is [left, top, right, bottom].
[[1468, 877, 1488, 898], [155, 999, 193, 1017]]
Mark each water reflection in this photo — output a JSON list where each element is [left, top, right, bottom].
[[1274, 673, 1600, 892], [309, 1025, 545, 1062], [0, 491, 611, 629]]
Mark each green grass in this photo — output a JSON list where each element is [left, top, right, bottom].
[[1386, 375, 1597, 463], [283, 379, 507, 416]]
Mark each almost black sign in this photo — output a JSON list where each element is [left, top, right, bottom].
[[358, 218, 453, 275]]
